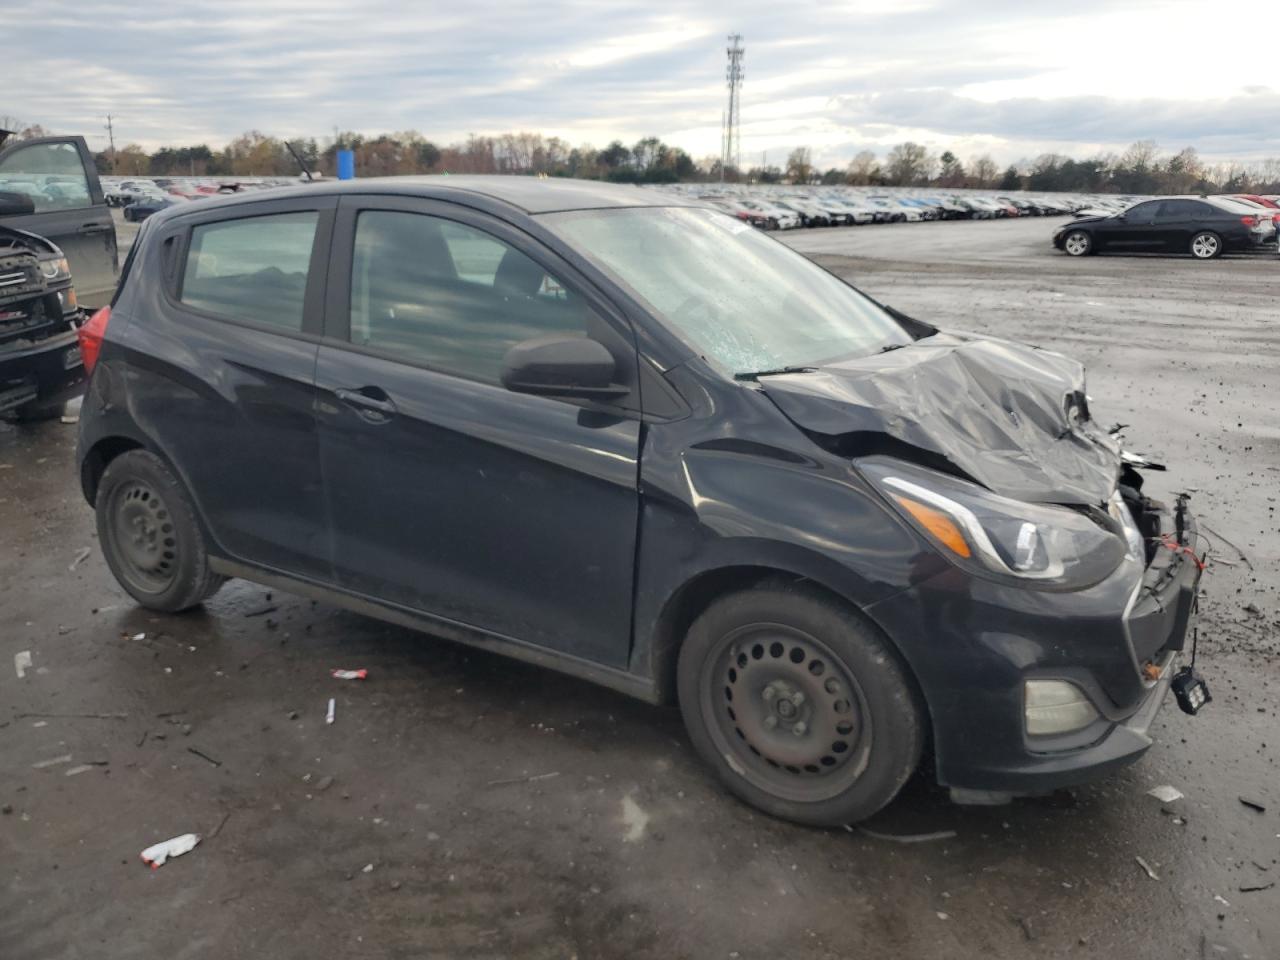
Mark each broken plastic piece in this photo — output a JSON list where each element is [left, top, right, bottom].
[[325, 698, 336, 725], [1147, 785, 1184, 803], [331, 669, 368, 680], [14, 650, 32, 679], [141, 833, 200, 868], [1135, 856, 1160, 881]]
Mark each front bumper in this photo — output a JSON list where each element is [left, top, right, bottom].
[[866, 497, 1202, 797], [0, 326, 85, 415]]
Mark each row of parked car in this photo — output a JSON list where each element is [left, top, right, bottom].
[[103, 176, 298, 221], [1054, 193, 1280, 259], [687, 191, 1081, 230]]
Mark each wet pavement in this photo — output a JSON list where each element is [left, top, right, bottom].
[[2, 217, 1278, 959]]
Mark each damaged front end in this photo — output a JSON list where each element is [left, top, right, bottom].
[[756, 332, 1207, 800], [0, 225, 84, 417]]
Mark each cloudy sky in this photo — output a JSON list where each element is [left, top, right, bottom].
[[10, 0, 1280, 167]]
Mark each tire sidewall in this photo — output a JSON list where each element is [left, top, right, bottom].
[[677, 581, 923, 826], [1190, 230, 1222, 259], [1063, 230, 1092, 256], [95, 450, 214, 612]]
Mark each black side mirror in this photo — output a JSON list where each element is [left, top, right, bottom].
[[0, 191, 36, 217], [501, 335, 627, 399]]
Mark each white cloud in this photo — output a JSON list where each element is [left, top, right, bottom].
[[7, 0, 1280, 167]]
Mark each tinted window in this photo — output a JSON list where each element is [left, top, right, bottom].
[[0, 141, 91, 212], [180, 211, 318, 330], [1156, 199, 1201, 219], [349, 211, 586, 384], [1124, 201, 1159, 221]]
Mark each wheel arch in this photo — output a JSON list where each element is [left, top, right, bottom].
[[644, 562, 930, 727]]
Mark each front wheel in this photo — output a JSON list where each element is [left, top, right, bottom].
[[96, 450, 225, 612], [677, 580, 924, 826], [1190, 231, 1222, 259], [1062, 229, 1093, 256]]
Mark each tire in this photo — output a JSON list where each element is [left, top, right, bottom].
[[9, 398, 66, 422], [677, 579, 924, 826], [1062, 230, 1093, 257], [1190, 230, 1222, 259], [95, 449, 225, 612]]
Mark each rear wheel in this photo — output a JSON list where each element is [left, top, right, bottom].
[[1190, 231, 1222, 259], [677, 580, 924, 826], [1062, 230, 1093, 256], [96, 450, 225, 611]]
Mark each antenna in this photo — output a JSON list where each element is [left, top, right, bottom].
[[285, 141, 315, 182], [723, 34, 744, 181]]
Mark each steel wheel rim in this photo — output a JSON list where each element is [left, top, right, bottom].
[[1065, 233, 1088, 255], [1192, 234, 1218, 258], [108, 480, 178, 594], [702, 623, 873, 803]]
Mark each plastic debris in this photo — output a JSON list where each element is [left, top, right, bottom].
[[1147, 785, 1184, 803], [1214, 894, 1231, 907], [31, 753, 73, 769], [326, 698, 336, 725], [65, 764, 99, 777], [331, 669, 368, 680], [14, 651, 32, 679], [130, 632, 146, 642], [141, 833, 200, 869], [1239, 796, 1267, 813], [1240, 881, 1275, 893], [69, 547, 91, 571], [1135, 856, 1160, 881]]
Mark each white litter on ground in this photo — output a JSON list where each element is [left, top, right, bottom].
[[14, 650, 32, 679], [620, 794, 650, 843], [32, 754, 73, 769], [1147, 785, 1184, 803], [141, 833, 201, 868], [325, 698, 336, 724]]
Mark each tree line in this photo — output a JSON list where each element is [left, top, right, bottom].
[[4, 118, 1278, 194]]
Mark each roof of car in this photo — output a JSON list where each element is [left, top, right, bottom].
[[153, 175, 694, 221]]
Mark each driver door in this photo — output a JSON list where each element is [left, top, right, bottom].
[[0, 136, 117, 306]]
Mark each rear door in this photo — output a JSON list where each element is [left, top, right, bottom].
[[313, 195, 642, 666], [1152, 199, 1200, 250], [0, 136, 118, 306], [122, 196, 336, 580]]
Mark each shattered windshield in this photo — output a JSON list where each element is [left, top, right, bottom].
[[542, 206, 911, 376]]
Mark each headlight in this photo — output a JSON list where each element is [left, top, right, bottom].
[[859, 457, 1130, 590], [39, 257, 72, 282]]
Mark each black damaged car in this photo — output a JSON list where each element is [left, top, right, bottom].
[[75, 178, 1207, 825], [0, 202, 84, 419]]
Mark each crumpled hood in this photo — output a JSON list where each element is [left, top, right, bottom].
[[759, 333, 1122, 506]]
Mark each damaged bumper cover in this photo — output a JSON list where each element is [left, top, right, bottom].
[[865, 496, 1201, 798]]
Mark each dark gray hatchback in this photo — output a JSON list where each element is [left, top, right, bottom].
[[75, 177, 1206, 825]]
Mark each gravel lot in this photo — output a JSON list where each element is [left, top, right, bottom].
[[2, 215, 1277, 960]]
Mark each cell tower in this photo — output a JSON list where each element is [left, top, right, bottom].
[[722, 33, 744, 181]]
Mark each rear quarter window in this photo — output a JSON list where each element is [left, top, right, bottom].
[[179, 211, 318, 330]]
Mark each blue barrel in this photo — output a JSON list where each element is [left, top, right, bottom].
[[337, 149, 355, 180]]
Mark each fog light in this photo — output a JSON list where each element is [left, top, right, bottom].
[[1025, 680, 1099, 736], [1171, 666, 1211, 715]]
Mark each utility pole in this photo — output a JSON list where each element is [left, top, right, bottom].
[[104, 114, 117, 172], [722, 34, 744, 182], [719, 110, 726, 183]]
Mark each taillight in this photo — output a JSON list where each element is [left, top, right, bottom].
[[1241, 215, 1258, 227], [78, 305, 110, 375]]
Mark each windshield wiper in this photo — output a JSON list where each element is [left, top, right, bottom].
[[880, 342, 908, 353], [734, 365, 818, 381]]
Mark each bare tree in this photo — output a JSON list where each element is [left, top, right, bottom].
[[786, 147, 813, 184], [845, 150, 880, 185], [885, 142, 930, 186]]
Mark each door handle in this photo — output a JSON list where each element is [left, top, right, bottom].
[[79, 223, 112, 234], [335, 387, 397, 417]]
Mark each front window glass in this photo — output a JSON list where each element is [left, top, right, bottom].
[[0, 141, 91, 212], [542, 206, 911, 376]]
